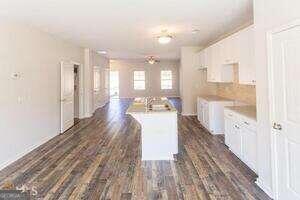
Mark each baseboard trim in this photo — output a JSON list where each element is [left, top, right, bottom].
[[181, 113, 197, 116], [118, 96, 181, 99], [0, 134, 56, 171], [255, 178, 274, 199]]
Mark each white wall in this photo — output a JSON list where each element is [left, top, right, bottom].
[[90, 50, 110, 111], [83, 49, 110, 117], [0, 20, 84, 169], [110, 59, 180, 98], [253, 0, 300, 197], [180, 47, 217, 115]]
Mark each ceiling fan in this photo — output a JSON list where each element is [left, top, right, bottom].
[[146, 56, 160, 65]]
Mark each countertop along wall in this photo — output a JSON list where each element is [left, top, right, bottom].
[[0, 20, 85, 169], [110, 59, 180, 98]]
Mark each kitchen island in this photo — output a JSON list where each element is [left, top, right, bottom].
[[126, 97, 178, 161]]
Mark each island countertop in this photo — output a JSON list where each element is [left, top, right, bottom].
[[126, 97, 178, 161], [126, 97, 177, 114]]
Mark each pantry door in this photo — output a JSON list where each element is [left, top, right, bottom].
[[268, 20, 300, 200]]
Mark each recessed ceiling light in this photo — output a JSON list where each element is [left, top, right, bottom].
[[97, 50, 107, 54]]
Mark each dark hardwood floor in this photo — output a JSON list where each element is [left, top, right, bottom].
[[0, 98, 271, 200]]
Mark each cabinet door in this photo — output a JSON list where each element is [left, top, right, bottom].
[[230, 124, 242, 158], [226, 33, 239, 63], [193, 51, 201, 68], [238, 25, 256, 85], [205, 46, 213, 80], [208, 43, 221, 82], [241, 128, 257, 172], [199, 51, 205, 67], [204, 47, 211, 68], [221, 37, 234, 64], [202, 103, 210, 129], [225, 117, 234, 147], [197, 100, 203, 123]]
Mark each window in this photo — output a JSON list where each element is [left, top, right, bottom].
[[133, 70, 145, 90], [161, 70, 172, 89]]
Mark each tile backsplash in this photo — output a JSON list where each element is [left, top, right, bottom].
[[217, 83, 256, 105], [216, 65, 256, 105]]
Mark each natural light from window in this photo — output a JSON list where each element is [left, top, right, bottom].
[[161, 70, 172, 90], [133, 70, 145, 90]]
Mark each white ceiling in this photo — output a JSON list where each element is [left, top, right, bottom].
[[0, 0, 253, 60]]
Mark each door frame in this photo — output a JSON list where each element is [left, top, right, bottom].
[[267, 19, 300, 200], [60, 61, 84, 133]]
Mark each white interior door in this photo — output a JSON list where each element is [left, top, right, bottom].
[[61, 61, 74, 133], [269, 21, 300, 200]]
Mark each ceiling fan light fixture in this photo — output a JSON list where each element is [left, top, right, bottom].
[[148, 59, 155, 65], [147, 56, 158, 65]]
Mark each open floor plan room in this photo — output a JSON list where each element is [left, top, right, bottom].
[[0, 99, 271, 199], [1, 0, 300, 199]]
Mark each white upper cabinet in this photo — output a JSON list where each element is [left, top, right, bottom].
[[223, 33, 239, 64], [194, 50, 206, 69], [237, 25, 256, 85], [203, 25, 255, 85], [207, 42, 221, 82], [204, 46, 212, 68], [207, 41, 234, 83]]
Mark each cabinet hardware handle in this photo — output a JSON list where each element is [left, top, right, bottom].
[[273, 123, 282, 131], [234, 125, 240, 129], [244, 121, 249, 125]]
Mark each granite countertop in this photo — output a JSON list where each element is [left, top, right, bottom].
[[198, 95, 234, 102], [225, 105, 257, 121], [126, 97, 177, 114]]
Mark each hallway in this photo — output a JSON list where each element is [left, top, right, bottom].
[[0, 99, 270, 199]]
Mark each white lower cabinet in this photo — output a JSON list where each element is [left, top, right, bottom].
[[241, 127, 257, 171], [224, 108, 257, 172], [230, 123, 242, 158], [197, 96, 234, 134]]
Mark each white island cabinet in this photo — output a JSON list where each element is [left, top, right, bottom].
[[126, 97, 178, 161]]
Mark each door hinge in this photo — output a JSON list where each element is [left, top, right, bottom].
[[273, 123, 282, 131]]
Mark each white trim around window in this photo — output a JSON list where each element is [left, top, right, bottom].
[[161, 70, 172, 90], [133, 70, 146, 90]]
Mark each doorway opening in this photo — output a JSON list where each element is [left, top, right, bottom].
[[110, 70, 119, 99], [74, 65, 80, 125]]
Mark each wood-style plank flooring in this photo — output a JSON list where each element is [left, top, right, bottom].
[[0, 98, 271, 199]]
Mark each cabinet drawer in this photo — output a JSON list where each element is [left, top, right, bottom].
[[224, 109, 236, 120], [239, 116, 256, 132]]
